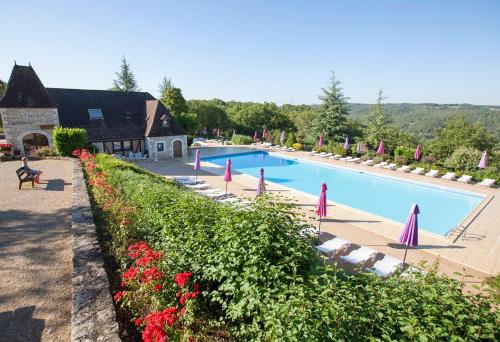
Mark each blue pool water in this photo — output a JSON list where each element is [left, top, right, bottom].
[[203, 151, 485, 236]]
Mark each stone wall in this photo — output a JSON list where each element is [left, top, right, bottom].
[[146, 135, 188, 160], [71, 159, 121, 342], [0, 107, 59, 154]]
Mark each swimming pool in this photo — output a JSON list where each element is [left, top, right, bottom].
[[202, 151, 485, 236]]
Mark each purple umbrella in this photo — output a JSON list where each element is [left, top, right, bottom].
[[478, 150, 487, 169], [343, 136, 350, 150], [194, 149, 201, 183], [262, 128, 267, 141], [224, 158, 232, 195], [253, 131, 259, 142], [414, 144, 421, 161], [316, 183, 328, 235], [280, 131, 286, 145], [257, 168, 266, 195], [376, 140, 385, 155], [399, 203, 420, 265], [318, 134, 324, 148]]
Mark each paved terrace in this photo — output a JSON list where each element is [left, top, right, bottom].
[[136, 145, 499, 287], [0, 160, 72, 342]]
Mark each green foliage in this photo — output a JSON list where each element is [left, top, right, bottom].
[[110, 56, 139, 91], [484, 274, 500, 306], [87, 155, 500, 341], [444, 146, 482, 171], [429, 116, 496, 160], [174, 112, 198, 135], [331, 144, 346, 156], [292, 143, 303, 150], [312, 72, 349, 142], [394, 146, 415, 160], [364, 89, 393, 147], [161, 87, 188, 117], [32, 146, 59, 157], [231, 134, 253, 145], [0, 78, 5, 97], [52, 127, 88, 156], [473, 166, 500, 183], [394, 155, 408, 165], [187, 99, 229, 132], [285, 132, 296, 147]]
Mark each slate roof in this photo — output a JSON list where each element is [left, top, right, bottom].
[[0, 65, 58, 108], [145, 100, 186, 137], [46, 88, 155, 141]]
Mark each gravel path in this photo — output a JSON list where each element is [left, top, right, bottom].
[[0, 159, 72, 342]]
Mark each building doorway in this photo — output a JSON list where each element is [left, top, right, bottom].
[[173, 140, 182, 157], [22, 133, 49, 155]]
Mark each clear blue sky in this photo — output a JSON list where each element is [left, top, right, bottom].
[[1, 0, 499, 105]]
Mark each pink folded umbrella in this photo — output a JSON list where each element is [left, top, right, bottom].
[[253, 131, 258, 142], [414, 144, 421, 161], [318, 134, 324, 148], [257, 168, 266, 195], [262, 128, 267, 141], [280, 131, 286, 145], [478, 150, 487, 169], [376, 140, 385, 155], [194, 149, 201, 183], [343, 136, 349, 150], [224, 158, 232, 194], [316, 183, 328, 235], [399, 203, 419, 265]]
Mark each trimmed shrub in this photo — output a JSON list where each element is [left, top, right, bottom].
[[422, 155, 437, 164], [53, 127, 88, 156], [32, 146, 59, 157], [373, 156, 383, 164], [472, 166, 500, 183], [292, 143, 303, 150], [394, 155, 408, 165], [231, 134, 253, 145], [444, 146, 482, 171], [285, 132, 296, 147], [394, 146, 415, 160], [332, 144, 346, 157]]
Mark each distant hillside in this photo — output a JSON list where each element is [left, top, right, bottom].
[[348, 103, 500, 140]]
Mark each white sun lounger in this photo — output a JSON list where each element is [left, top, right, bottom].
[[368, 255, 404, 277], [197, 190, 230, 198], [308, 151, 318, 155], [384, 163, 397, 170], [340, 246, 378, 267], [457, 175, 472, 184], [340, 156, 353, 162], [174, 177, 203, 185], [361, 159, 374, 166], [348, 158, 361, 163], [374, 161, 388, 168], [425, 169, 440, 178], [411, 167, 425, 175], [320, 153, 333, 158], [478, 178, 495, 187], [316, 238, 350, 257], [216, 197, 241, 204], [288, 147, 295, 152], [442, 172, 456, 181], [317, 152, 327, 157], [330, 154, 342, 160], [183, 183, 210, 190], [397, 165, 411, 172]]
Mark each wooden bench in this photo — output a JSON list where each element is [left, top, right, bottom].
[[16, 167, 35, 189]]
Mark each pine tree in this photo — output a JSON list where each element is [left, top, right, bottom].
[[364, 88, 393, 147], [110, 57, 139, 91], [161, 87, 188, 116], [312, 72, 349, 142]]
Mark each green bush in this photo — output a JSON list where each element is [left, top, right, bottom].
[[394, 146, 415, 160], [444, 146, 482, 171], [394, 155, 408, 165], [292, 143, 303, 150], [52, 127, 88, 156], [86, 155, 499, 341], [332, 144, 346, 157], [32, 146, 59, 157], [285, 132, 296, 147], [231, 134, 253, 145], [472, 166, 500, 183], [373, 156, 383, 164]]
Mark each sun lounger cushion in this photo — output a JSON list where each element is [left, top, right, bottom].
[[368, 255, 403, 277], [411, 168, 425, 175], [425, 170, 439, 177], [442, 172, 456, 180], [316, 238, 350, 256], [478, 178, 495, 187], [457, 175, 472, 183], [340, 246, 378, 265]]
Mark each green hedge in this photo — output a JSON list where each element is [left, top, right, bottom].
[[87, 155, 499, 341], [231, 134, 253, 145], [53, 127, 88, 156]]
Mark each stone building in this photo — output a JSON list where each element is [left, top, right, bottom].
[[0, 64, 187, 159]]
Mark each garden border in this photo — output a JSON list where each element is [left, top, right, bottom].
[[71, 158, 121, 341]]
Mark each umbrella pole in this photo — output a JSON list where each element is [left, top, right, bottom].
[[318, 217, 322, 237], [225, 182, 228, 195], [402, 243, 410, 266]]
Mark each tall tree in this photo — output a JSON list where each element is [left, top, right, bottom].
[[158, 75, 173, 96], [364, 88, 393, 147], [161, 87, 188, 117], [0, 79, 6, 96], [110, 57, 139, 91], [312, 72, 349, 142]]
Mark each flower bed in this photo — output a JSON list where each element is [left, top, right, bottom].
[[81, 153, 499, 341]]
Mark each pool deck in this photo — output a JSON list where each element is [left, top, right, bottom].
[[136, 145, 499, 284]]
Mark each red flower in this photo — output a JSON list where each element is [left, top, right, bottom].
[[174, 272, 192, 288], [113, 291, 124, 301], [121, 281, 126, 288], [180, 307, 186, 316], [141, 267, 163, 284], [72, 149, 81, 157], [154, 284, 162, 292], [142, 308, 178, 342], [135, 317, 143, 326], [176, 290, 181, 298], [127, 241, 151, 259], [122, 266, 139, 281]]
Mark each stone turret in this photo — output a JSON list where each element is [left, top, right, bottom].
[[0, 64, 59, 155]]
